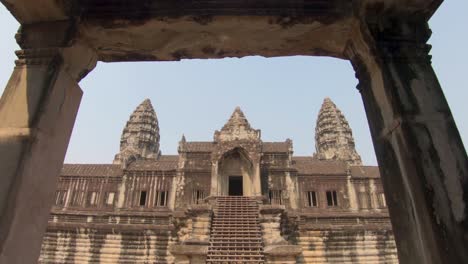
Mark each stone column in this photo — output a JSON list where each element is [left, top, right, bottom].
[[0, 22, 97, 264], [252, 161, 262, 196], [347, 14, 468, 264], [210, 160, 219, 196]]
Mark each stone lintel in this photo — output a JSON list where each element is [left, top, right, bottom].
[[181, 239, 210, 246], [187, 204, 212, 213], [260, 204, 286, 214]]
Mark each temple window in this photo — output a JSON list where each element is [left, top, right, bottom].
[[86, 191, 98, 207], [358, 192, 371, 209], [306, 191, 318, 207], [377, 193, 387, 208], [70, 191, 84, 206], [269, 190, 283, 205], [155, 191, 168, 207], [139, 191, 147, 206], [105, 192, 115, 206], [55, 190, 67, 206], [192, 190, 207, 204], [326, 190, 338, 206]]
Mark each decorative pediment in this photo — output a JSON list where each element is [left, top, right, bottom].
[[214, 107, 260, 142]]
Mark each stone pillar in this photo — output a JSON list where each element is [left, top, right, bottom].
[[347, 14, 468, 264], [210, 161, 219, 196], [252, 161, 262, 196], [0, 22, 97, 264]]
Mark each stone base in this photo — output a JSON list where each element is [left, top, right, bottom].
[[169, 244, 208, 264], [264, 245, 302, 264]]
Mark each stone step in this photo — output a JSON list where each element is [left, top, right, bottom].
[[207, 197, 264, 263]]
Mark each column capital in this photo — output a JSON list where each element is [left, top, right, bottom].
[[13, 44, 97, 82], [345, 14, 433, 93], [13, 20, 97, 81], [14, 48, 61, 67], [365, 14, 432, 64]]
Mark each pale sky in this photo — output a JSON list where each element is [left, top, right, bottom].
[[0, 2, 466, 166]]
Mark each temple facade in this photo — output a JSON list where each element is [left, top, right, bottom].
[[38, 98, 398, 263]]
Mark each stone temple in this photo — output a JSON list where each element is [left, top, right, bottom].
[[38, 98, 398, 263]]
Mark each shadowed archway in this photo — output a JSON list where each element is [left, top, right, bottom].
[[217, 147, 255, 196]]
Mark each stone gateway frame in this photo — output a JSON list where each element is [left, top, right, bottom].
[[0, 0, 467, 263]]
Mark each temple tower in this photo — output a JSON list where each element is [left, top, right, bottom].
[[114, 99, 160, 165], [211, 107, 262, 196], [315, 97, 362, 165]]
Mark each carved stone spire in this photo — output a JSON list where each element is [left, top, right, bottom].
[[314, 98, 362, 165], [114, 99, 160, 165], [214, 107, 260, 142]]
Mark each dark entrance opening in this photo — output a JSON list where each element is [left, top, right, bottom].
[[228, 176, 243, 196]]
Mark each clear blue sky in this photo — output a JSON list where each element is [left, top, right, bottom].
[[0, 2, 466, 165]]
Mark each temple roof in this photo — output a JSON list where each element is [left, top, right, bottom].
[[183, 142, 215, 152], [349, 166, 380, 178], [61, 153, 379, 178], [292, 157, 348, 175], [127, 156, 179, 171], [262, 142, 290, 153], [62, 164, 122, 177]]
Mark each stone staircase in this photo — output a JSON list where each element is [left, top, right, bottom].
[[206, 196, 265, 263]]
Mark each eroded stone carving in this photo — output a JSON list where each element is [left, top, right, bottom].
[[214, 106, 261, 142], [314, 97, 362, 166], [114, 99, 160, 166]]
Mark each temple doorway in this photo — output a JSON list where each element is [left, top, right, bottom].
[[228, 176, 243, 196]]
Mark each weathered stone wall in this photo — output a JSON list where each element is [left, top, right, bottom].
[[176, 171, 211, 209], [296, 228, 398, 263], [293, 212, 397, 263], [174, 151, 212, 209], [118, 171, 173, 209], [38, 168, 177, 263], [298, 175, 351, 209], [39, 228, 173, 263]]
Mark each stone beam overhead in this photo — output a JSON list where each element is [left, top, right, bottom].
[[0, 0, 69, 24], [79, 15, 353, 62], [0, 0, 442, 24], [1, 0, 443, 62]]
